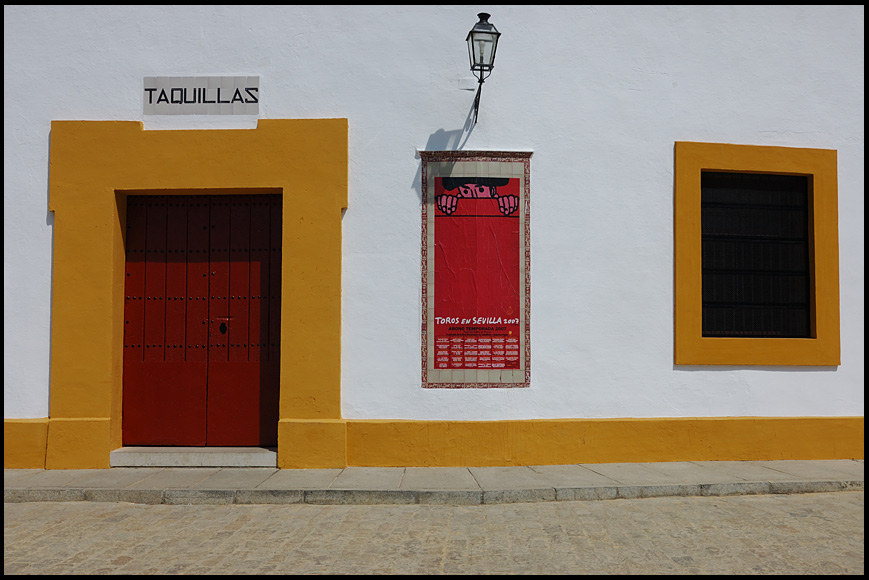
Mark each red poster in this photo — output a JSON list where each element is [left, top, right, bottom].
[[434, 177, 521, 371], [421, 152, 531, 388]]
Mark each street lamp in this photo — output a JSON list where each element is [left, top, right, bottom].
[[466, 12, 501, 124]]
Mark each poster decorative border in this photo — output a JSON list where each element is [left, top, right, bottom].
[[420, 150, 532, 388]]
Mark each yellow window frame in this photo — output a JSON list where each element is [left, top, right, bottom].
[[674, 141, 840, 365]]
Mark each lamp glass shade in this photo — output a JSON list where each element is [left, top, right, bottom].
[[466, 13, 500, 74]]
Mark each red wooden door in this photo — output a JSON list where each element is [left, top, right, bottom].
[[123, 194, 281, 446]]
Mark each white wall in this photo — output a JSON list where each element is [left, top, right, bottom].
[[4, 5, 864, 420]]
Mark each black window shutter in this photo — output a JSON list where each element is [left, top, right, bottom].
[[701, 171, 812, 338]]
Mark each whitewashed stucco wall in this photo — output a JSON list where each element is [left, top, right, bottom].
[[4, 5, 864, 420]]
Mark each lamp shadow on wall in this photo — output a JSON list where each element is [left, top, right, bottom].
[[411, 116, 475, 203]]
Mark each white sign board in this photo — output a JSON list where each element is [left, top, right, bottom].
[[143, 76, 259, 115]]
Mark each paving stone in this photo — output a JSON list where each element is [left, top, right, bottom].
[[3, 469, 44, 485], [68, 468, 164, 489], [482, 488, 556, 504], [644, 461, 750, 483], [304, 489, 417, 505], [255, 469, 342, 490], [581, 463, 680, 485], [556, 486, 619, 501], [3, 469, 104, 488], [7, 492, 861, 574], [757, 459, 864, 480], [163, 489, 235, 505], [416, 490, 482, 505], [769, 480, 863, 495], [235, 489, 303, 505], [4, 460, 863, 508], [699, 481, 771, 496], [696, 461, 826, 482], [125, 468, 220, 489], [528, 464, 621, 487], [4, 488, 85, 502], [469, 466, 553, 490], [329, 467, 405, 490], [616, 483, 702, 499], [190, 468, 278, 489], [401, 467, 479, 490], [83, 488, 164, 504]]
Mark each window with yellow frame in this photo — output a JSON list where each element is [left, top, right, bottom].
[[674, 141, 840, 365]]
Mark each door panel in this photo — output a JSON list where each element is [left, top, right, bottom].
[[206, 195, 280, 446], [122, 193, 281, 446], [123, 361, 208, 445], [123, 196, 209, 444]]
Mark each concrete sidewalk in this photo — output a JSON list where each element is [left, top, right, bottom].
[[5, 459, 862, 506]]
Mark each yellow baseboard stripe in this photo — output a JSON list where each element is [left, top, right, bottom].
[[344, 417, 864, 467], [4, 419, 49, 469], [278, 419, 347, 469], [6, 416, 863, 469], [45, 418, 113, 469]]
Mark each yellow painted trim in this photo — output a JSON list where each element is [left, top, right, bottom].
[[277, 419, 347, 468], [9, 416, 862, 468], [45, 418, 112, 469], [4, 419, 49, 469], [42, 119, 347, 468], [674, 141, 840, 365], [342, 417, 862, 466]]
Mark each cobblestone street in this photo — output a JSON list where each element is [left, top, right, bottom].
[[5, 491, 863, 574]]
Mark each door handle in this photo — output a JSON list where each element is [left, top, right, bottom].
[[219, 322, 227, 334]]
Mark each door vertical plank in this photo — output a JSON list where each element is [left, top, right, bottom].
[[186, 196, 209, 362], [124, 196, 147, 363], [209, 197, 231, 359], [268, 195, 282, 364], [248, 195, 269, 363], [229, 197, 251, 363], [205, 195, 231, 445], [144, 196, 167, 362], [164, 197, 188, 362], [263, 194, 282, 445]]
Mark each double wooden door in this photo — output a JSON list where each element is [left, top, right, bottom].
[[122, 194, 281, 446]]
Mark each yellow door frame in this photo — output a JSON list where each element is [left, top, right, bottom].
[[37, 119, 347, 468]]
